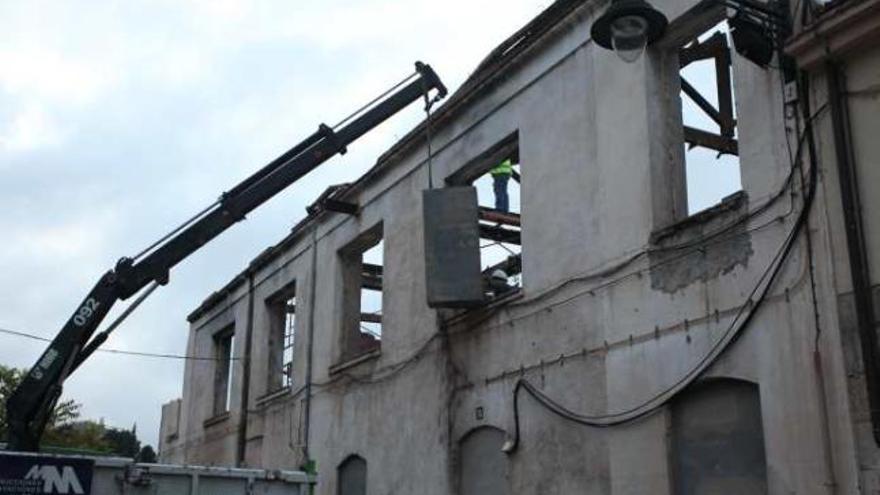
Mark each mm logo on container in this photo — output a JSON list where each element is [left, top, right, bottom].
[[24, 465, 85, 494], [0, 454, 93, 494]]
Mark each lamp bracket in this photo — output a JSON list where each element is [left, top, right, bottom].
[[721, 0, 791, 36]]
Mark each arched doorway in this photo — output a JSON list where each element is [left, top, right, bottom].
[[671, 379, 768, 494], [338, 454, 367, 495], [459, 426, 509, 495]]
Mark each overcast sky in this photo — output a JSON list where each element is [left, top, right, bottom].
[[0, 0, 558, 448], [0, 0, 741, 451]]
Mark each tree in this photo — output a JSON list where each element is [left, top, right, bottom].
[[2, 364, 152, 457], [45, 420, 112, 452], [104, 425, 140, 457], [137, 445, 158, 463], [0, 364, 80, 444]]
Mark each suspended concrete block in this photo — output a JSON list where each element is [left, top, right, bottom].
[[423, 187, 484, 308]]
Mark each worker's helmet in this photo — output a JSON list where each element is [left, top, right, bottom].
[[491, 269, 508, 281]]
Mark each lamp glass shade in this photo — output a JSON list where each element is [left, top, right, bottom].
[[610, 15, 649, 63]]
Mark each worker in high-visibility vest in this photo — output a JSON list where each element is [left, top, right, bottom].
[[490, 158, 514, 213]]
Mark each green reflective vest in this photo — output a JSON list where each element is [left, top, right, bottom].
[[490, 159, 513, 176]]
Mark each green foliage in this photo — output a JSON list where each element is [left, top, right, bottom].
[[0, 364, 80, 443], [44, 420, 112, 453], [0, 364, 23, 440], [103, 425, 140, 457], [1, 364, 148, 458], [137, 445, 158, 463]]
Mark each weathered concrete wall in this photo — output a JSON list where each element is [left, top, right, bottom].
[[799, 38, 880, 493], [159, 1, 879, 493], [158, 398, 183, 463]]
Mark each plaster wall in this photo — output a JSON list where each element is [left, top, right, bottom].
[[797, 41, 880, 493], [157, 1, 877, 494]]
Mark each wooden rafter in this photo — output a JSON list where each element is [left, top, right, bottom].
[[679, 31, 739, 156]]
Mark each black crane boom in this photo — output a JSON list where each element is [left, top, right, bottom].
[[5, 62, 447, 452]]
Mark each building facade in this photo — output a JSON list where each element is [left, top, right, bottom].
[[159, 0, 880, 493]]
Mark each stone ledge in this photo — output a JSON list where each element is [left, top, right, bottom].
[[256, 386, 293, 408], [329, 348, 382, 375], [202, 411, 230, 429], [650, 190, 748, 246]]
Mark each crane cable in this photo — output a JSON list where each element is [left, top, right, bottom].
[[422, 78, 443, 189], [131, 69, 423, 264], [333, 70, 420, 131]]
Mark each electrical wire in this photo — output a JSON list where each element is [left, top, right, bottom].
[[449, 102, 831, 335], [0, 326, 238, 361], [283, 104, 828, 410], [313, 331, 442, 389], [503, 93, 826, 453]]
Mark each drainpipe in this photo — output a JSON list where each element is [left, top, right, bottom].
[[827, 62, 880, 445], [236, 270, 256, 466], [303, 225, 318, 463]]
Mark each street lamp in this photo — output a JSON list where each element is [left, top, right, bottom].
[[590, 0, 669, 63], [591, 0, 791, 68]]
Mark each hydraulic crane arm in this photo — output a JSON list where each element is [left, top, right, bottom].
[[5, 62, 447, 452]]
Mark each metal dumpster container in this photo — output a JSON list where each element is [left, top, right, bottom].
[[0, 450, 315, 494]]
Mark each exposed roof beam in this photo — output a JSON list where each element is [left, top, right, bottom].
[[360, 313, 382, 324], [684, 126, 739, 156], [479, 207, 521, 227], [479, 224, 521, 245]]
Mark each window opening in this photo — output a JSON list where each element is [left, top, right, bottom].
[[339, 225, 383, 361], [282, 297, 295, 388], [476, 155, 521, 295], [267, 285, 296, 393], [679, 21, 742, 214], [444, 133, 522, 302], [360, 241, 383, 342], [212, 328, 234, 416]]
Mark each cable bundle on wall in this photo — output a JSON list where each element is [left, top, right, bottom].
[[502, 92, 826, 454]]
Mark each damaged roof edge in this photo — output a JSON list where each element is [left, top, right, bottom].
[[186, 212, 321, 323], [340, 0, 589, 201], [187, 182, 352, 323], [187, 0, 590, 325]]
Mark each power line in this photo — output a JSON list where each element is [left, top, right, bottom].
[[502, 91, 829, 453], [0, 326, 236, 362]]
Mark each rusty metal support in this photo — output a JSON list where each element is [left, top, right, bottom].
[[479, 207, 521, 226], [679, 31, 738, 153], [684, 126, 739, 155], [360, 263, 383, 291], [361, 277, 382, 291], [360, 313, 382, 324], [362, 263, 383, 277], [512, 170, 522, 184], [681, 77, 725, 128], [714, 43, 735, 137], [479, 224, 521, 245], [679, 32, 727, 67]]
